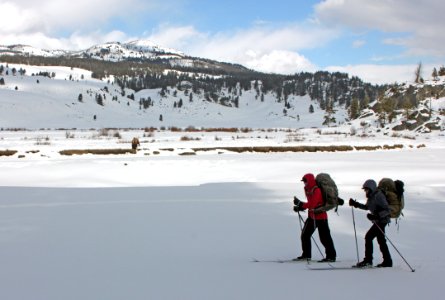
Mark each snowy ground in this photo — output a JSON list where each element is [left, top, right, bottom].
[[0, 129, 444, 300]]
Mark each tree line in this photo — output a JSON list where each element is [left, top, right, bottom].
[[6, 54, 444, 124]]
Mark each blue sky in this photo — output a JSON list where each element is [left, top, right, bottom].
[[1, 0, 444, 84]]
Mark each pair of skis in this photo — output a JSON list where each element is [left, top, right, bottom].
[[252, 258, 372, 270], [307, 264, 374, 270]]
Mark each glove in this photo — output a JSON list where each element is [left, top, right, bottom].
[[367, 213, 377, 221], [293, 197, 306, 213], [293, 204, 306, 213], [338, 197, 345, 206], [349, 198, 358, 208]]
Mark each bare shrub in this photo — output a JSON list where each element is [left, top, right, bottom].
[[180, 136, 201, 141], [350, 126, 357, 136], [284, 133, 305, 143], [113, 131, 122, 139], [35, 136, 50, 145]]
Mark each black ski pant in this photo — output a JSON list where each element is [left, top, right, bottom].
[[301, 217, 336, 259], [364, 222, 392, 263]]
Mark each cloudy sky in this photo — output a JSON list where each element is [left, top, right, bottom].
[[1, 0, 444, 84]]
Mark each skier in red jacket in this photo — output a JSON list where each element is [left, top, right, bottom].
[[293, 173, 337, 262]]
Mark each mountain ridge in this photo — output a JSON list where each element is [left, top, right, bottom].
[[0, 39, 185, 60], [0, 41, 444, 133]]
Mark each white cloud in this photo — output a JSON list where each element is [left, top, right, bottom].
[[0, 31, 131, 50], [145, 25, 207, 51], [244, 50, 317, 74], [0, 2, 43, 34], [325, 63, 439, 85], [0, 0, 146, 49], [2, 0, 439, 83], [146, 24, 336, 74], [315, 0, 445, 58], [65, 31, 131, 49], [0, 0, 147, 35]]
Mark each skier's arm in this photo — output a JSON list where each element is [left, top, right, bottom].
[[349, 198, 367, 210], [302, 188, 323, 210]]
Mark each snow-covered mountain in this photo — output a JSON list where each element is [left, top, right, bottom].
[[0, 40, 244, 76], [0, 40, 184, 61], [0, 44, 69, 57], [75, 40, 185, 61], [1, 41, 445, 132]]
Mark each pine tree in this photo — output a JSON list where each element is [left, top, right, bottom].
[[432, 68, 438, 81], [309, 104, 314, 113], [361, 92, 370, 110], [414, 62, 423, 83], [402, 98, 414, 120], [379, 97, 397, 125], [349, 98, 360, 119], [96, 94, 104, 106], [323, 99, 336, 127]]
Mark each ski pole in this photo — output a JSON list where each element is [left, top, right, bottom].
[[298, 210, 324, 259], [374, 221, 415, 272], [297, 210, 304, 232], [351, 207, 360, 264]]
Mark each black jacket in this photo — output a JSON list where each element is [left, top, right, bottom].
[[356, 180, 391, 224]]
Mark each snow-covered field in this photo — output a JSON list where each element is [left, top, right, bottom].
[[0, 129, 444, 300]]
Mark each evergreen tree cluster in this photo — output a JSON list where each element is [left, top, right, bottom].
[[114, 69, 380, 116], [1, 54, 382, 119]]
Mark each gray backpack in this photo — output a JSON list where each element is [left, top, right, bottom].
[[314, 173, 343, 213]]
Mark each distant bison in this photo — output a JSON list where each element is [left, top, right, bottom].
[[131, 137, 140, 150]]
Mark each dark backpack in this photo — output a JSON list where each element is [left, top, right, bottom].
[[378, 178, 405, 218], [314, 173, 343, 213]]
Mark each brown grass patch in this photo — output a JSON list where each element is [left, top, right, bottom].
[[192, 145, 354, 153], [191, 144, 408, 153], [354, 146, 382, 151], [59, 149, 136, 156], [383, 144, 404, 150], [178, 152, 196, 156], [0, 150, 17, 156]]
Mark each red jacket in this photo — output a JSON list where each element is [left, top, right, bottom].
[[301, 173, 328, 220]]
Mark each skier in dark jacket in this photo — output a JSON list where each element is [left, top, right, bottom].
[[293, 173, 337, 262], [349, 179, 393, 268]]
